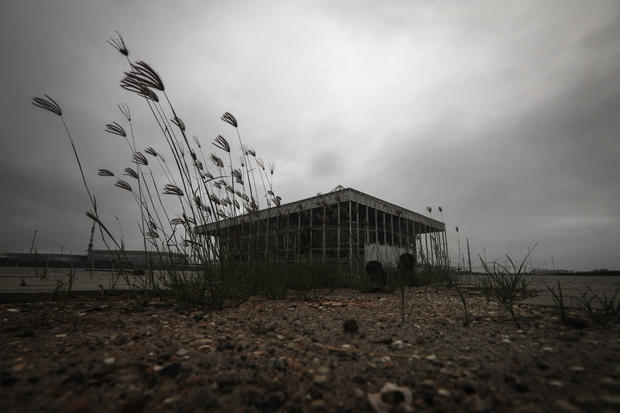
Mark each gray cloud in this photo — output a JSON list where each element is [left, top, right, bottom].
[[1, 0, 619, 270]]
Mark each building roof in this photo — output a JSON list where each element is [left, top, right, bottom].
[[197, 187, 444, 233]]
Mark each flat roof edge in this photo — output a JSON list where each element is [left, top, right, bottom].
[[197, 187, 445, 232]]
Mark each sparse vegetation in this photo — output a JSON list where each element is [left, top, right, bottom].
[[478, 245, 536, 327], [544, 280, 568, 325], [472, 272, 493, 302], [410, 264, 455, 287], [573, 285, 620, 326], [53, 266, 75, 303], [457, 288, 472, 327]]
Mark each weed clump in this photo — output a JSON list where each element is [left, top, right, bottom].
[[574, 286, 620, 326], [479, 245, 536, 327]]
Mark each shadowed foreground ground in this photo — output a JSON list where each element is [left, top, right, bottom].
[[1, 287, 619, 412]]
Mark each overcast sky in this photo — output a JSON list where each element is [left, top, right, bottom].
[[1, 0, 619, 271]]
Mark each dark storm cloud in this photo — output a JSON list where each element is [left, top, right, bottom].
[[1, 0, 619, 270]]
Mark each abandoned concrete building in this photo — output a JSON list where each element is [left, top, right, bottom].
[[199, 187, 448, 275]]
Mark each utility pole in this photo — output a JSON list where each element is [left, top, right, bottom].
[[455, 226, 461, 272], [29, 230, 38, 254], [466, 237, 472, 273], [87, 221, 95, 267]]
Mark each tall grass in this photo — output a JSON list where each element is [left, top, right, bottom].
[[34, 33, 281, 308]]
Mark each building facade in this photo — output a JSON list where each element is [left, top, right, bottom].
[[199, 187, 448, 275]]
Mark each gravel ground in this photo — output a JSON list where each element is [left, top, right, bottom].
[[1, 287, 619, 413]]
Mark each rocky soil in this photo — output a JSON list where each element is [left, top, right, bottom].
[[1, 287, 619, 412]]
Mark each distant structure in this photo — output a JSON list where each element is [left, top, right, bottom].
[[87, 250, 187, 269], [1, 250, 187, 270], [198, 187, 447, 275]]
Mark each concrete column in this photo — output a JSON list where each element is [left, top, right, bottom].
[[309, 209, 312, 264], [374, 208, 378, 245], [322, 206, 326, 262], [442, 231, 448, 268], [405, 219, 410, 253], [285, 214, 289, 262], [424, 225, 430, 266], [265, 216, 270, 262], [337, 202, 341, 264], [366, 205, 369, 245], [443, 230, 450, 269], [275, 215, 279, 263], [383, 211, 387, 248], [297, 212, 301, 262], [349, 201, 353, 274], [356, 202, 360, 275], [434, 231, 439, 267], [437, 231, 444, 268]]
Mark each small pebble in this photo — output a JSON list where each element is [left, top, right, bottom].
[[314, 375, 328, 385], [438, 388, 451, 397], [163, 396, 178, 405]]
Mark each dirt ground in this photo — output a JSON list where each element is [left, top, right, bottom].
[[1, 287, 619, 413]]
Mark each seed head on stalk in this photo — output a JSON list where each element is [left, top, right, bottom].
[[163, 184, 183, 196], [107, 31, 129, 56], [105, 121, 126, 137], [33, 94, 99, 205], [32, 95, 62, 116], [171, 116, 185, 132], [118, 103, 131, 121], [98, 169, 115, 177], [145, 147, 158, 157], [132, 152, 148, 165], [209, 194, 221, 205], [121, 75, 159, 102], [210, 154, 224, 168], [213, 135, 230, 152], [221, 112, 237, 128], [127, 61, 165, 91], [123, 167, 138, 179], [115, 180, 132, 191]]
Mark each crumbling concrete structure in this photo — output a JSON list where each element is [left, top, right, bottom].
[[199, 187, 447, 275]]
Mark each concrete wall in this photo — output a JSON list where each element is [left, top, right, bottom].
[[364, 243, 408, 268]]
